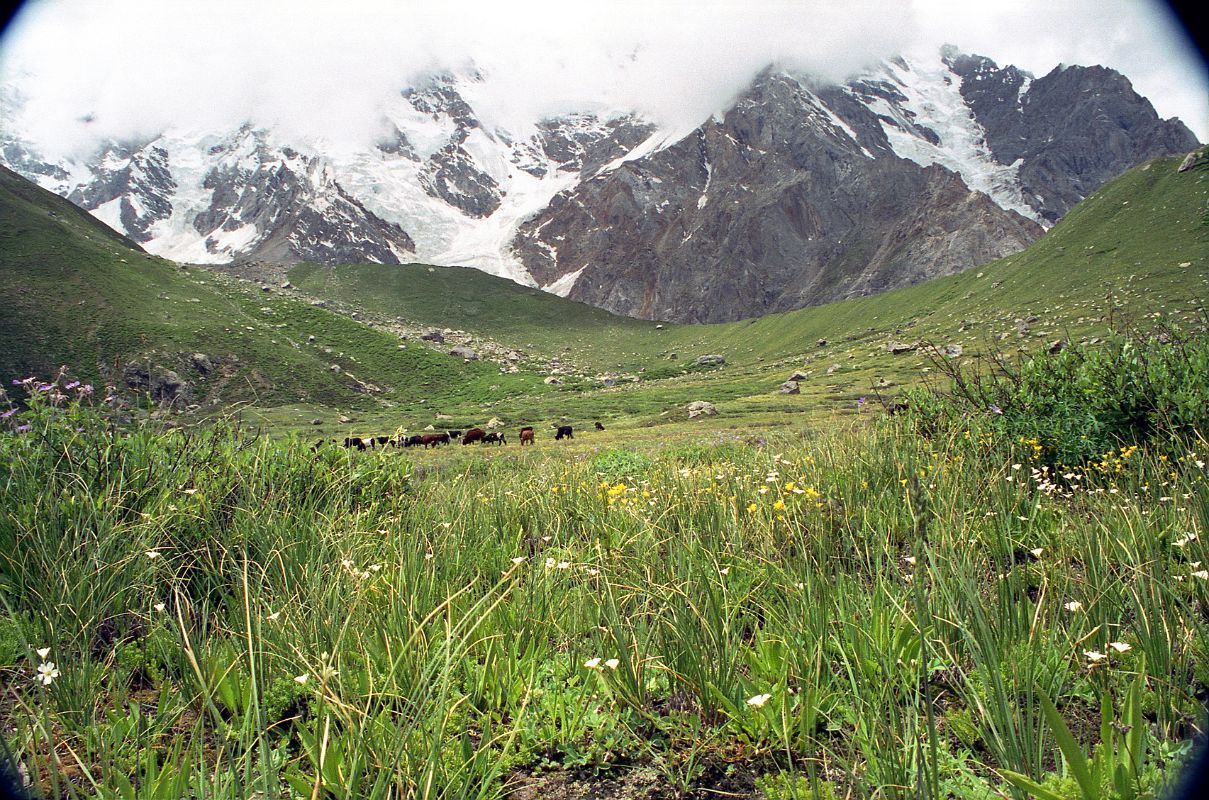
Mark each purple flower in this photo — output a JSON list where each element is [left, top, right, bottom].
[[856, 396, 866, 406], [10, 379, 19, 386], [989, 404, 1003, 415], [35, 383, 53, 393], [64, 381, 80, 390], [16, 424, 31, 433], [79, 384, 93, 396], [1, 408, 14, 419]]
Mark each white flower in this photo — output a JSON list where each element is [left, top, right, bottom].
[[904, 556, 916, 565], [1029, 548, 1044, 558], [719, 567, 730, 575], [1011, 464, 1022, 470], [545, 557, 556, 569], [36, 647, 50, 660], [511, 556, 525, 565], [584, 657, 602, 669], [1064, 601, 1083, 612], [144, 550, 160, 560], [293, 674, 308, 684], [746, 692, 772, 707], [604, 658, 620, 670], [266, 611, 280, 621], [1174, 533, 1197, 548], [36, 661, 59, 685], [368, 564, 382, 572], [153, 603, 166, 613], [1109, 642, 1131, 653], [1192, 570, 1209, 580], [1084, 650, 1107, 662], [556, 561, 571, 570], [585, 567, 601, 576]]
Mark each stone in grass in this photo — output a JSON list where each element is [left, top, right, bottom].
[[826, 363, 842, 375], [885, 341, 918, 354], [449, 345, 478, 361], [779, 380, 800, 394], [788, 370, 808, 381], [942, 344, 963, 358], [687, 401, 717, 418], [544, 376, 563, 385], [190, 353, 213, 374], [694, 354, 726, 367]]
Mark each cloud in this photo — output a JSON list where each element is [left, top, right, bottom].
[[0, 0, 1203, 160]]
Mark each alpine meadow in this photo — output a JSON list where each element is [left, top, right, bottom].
[[2, 3, 1209, 798]]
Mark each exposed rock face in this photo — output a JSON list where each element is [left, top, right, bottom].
[[67, 141, 176, 242], [515, 69, 1043, 322], [942, 49, 1200, 222]]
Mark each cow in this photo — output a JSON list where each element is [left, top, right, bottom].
[[343, 436, 367, 451], [420, 432, 450, 448], [403, 435, 424, 448], [555, 425, 573, 440], [447, 430, 462, 440], [483, 432, 506, 445], [887, 401, 910, 416], [462, 427, 487, 445], [371, 435, 390, 449], [594, 421, 605, 431], [519, 426, 535, 446]]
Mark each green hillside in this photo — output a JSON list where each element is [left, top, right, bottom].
[[0, 167, 547, 417]]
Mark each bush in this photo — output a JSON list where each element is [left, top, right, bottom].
[[903, 326, 1209, 466]]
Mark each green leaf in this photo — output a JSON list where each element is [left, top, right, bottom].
[[1039, 692, 1098, 800], [1001, 769, 1068, 800]]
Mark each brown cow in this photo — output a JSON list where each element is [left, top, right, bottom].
[[519, 426, 535, 446], [462, 427, 487, 445], [420, 432, 450, 448]]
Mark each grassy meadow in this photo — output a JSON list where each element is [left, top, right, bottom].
[[2, 326, 1208, 798]]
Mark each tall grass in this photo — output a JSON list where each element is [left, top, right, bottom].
[[1, 361, 1205, 798]]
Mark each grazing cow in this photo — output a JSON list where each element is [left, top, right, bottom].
[[343, 436, 367, 451], [447, 430, 462, 440], [519, 426, 535, 446], [887, 401, 909, 416], [555, 425, 573, 440], [420, 432, 450, 448], [594, 421, 605, 431], [462, 427, 487, 445], [483, 432, 506, 445], [403, 434, 425, 448], [374, 436, 390, 448]]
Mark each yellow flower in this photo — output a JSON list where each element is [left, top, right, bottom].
[[772, 499, 785, 510], [746, 503, 758, 513]]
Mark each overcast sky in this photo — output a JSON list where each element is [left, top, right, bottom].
[[1, 0, 1204, 159]]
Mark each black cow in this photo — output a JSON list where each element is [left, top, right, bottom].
[[462, 427, 487, 445], [555, 425, 573, 440], [483, 432, 506, 445], [594, 421, 605, 431], [343, 436, 367, 451]]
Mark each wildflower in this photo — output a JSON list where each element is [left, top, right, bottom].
[[545, 557, 557, 569], [1084, 650, 1106, 663], [510, 556, 525, 565], [989, 404, 1002, 415], [16, 424, 30, 433], [0, 408, 14, 419], [904, 556, 916, 565], [36, 648, 50, 660], [144, 550, 160, 560], [1029, 548, 1044, 558], [35, 662, 59, 685], [605, 658, 620, 670], [153, 603, 166, 613], [1109, 642, 1131, 653], [1193, 570, 1209, 580], [772, 499, 785, 510], [585, 567, 601, 576], [719, 567, 730, 575], [584, 657, 602, 669], [266, 611, 280, 621], [293, 674, 308, 684], [556, 561, 571, 570], [1174, 533, 1196, 548], [1064, 601, 1083, 612], [746, 503, 758, 513], [747, 693, 772, 707]]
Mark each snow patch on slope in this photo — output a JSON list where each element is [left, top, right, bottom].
[[866, 54, 1042, 224]]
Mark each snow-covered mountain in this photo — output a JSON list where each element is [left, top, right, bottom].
[[1, 48, 1198, 321]]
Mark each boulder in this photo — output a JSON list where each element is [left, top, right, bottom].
[[779, 380, 800, 394], [686, 401, 717, 418], [942, 344, 963, 358], [122, 364, 150, 391], [420, 330, 445, 343], [826, 363, 842, 375], [1178, 151, 1199, 172], [152, 371, 187, 405], [885, 341, 918, 354], [449, 345, 478, 361], [816, 338, 828, 347], [280, 281, 293, 289], [435, 413, 453, 420], [543, 376, 563, 385], [694, 354, 726, 367], [788, 370, 808, 381], [485, 417, 504, 429], [1048, 339, 1067, 354], [190, 353, 213, 374]]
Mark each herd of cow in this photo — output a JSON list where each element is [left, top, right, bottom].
[[330, 421, 602, 451]]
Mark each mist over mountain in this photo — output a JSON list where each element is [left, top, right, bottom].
[[1, 47, 1198, 322]]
